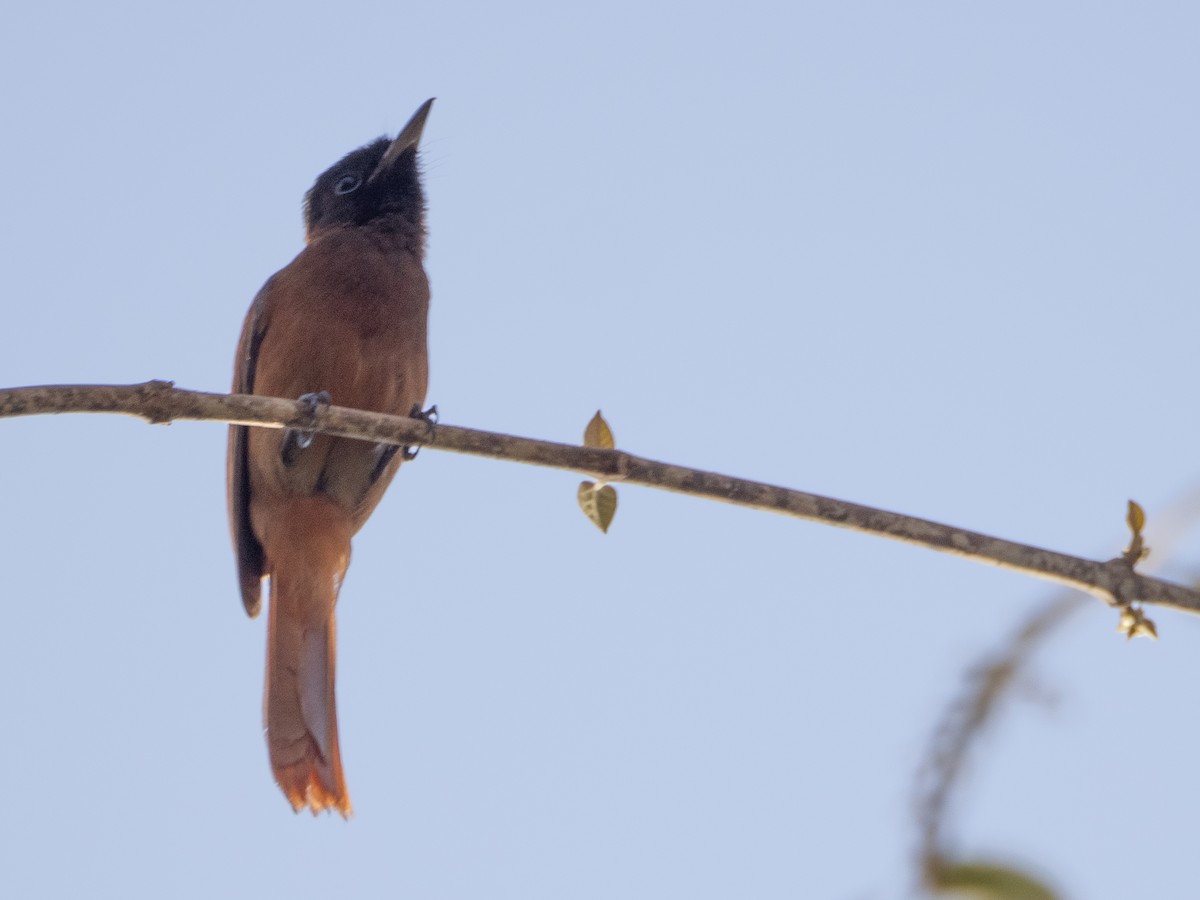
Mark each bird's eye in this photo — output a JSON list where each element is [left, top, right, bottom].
[[334, 174, 362, 195]]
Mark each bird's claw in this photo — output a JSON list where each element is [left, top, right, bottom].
[[402, 403, 438, 461], [282, 391, 331, 464]]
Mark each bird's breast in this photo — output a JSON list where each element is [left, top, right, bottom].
[[245, 227, 430, 524], [255, 230, 429, 413]]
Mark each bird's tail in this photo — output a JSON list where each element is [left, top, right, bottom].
[[262, 497, 353, 817]]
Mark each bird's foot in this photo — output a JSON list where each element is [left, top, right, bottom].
[[281, 391, 332, 466], [402, 403, 439, 461]]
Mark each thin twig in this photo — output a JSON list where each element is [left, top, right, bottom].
[[3, 380, 1198, 616]]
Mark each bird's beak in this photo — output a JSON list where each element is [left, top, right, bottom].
[[368, 98, 435, 183]]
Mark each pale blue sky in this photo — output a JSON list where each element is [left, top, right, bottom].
[[2, 2, 1199, 898]]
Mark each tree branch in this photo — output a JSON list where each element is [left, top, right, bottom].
[[3, 380, 1197, 617]]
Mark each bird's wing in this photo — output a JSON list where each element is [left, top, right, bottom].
[[227, 280, 272, 618]]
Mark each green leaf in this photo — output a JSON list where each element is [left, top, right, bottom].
[[1117, 604, 1158, 640], [583, 410, 614, 449], [1127, 499, 1145, 536], [578, 480, 618, 533], [933, 860, 1058, 900]]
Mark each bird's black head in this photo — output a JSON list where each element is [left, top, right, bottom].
[[303, 98, 433, 242]]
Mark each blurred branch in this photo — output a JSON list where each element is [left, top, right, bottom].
[[914, 592, 1084, 893], [3, 380, 1200, 617], [914, 482, 1200, 895]]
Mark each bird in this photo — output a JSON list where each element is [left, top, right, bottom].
[[226, 98, 434, 816]]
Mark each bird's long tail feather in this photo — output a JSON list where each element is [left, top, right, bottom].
[[262, 497, 353, 817]]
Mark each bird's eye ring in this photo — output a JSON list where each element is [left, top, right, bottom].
[[334, 174, 362, 195]]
